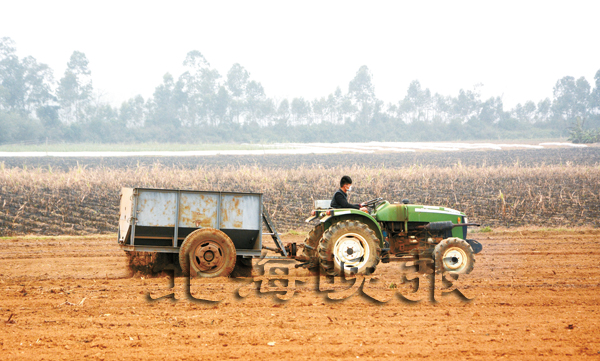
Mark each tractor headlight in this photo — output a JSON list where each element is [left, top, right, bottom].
[[464, 217, 468, 224]]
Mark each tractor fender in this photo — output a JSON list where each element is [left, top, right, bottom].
[[321, 211, 384, 247]]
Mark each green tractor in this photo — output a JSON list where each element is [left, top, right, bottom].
[[300, 198, 482, 276]]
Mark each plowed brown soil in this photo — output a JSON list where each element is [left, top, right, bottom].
[[1, 229, 599, 360]]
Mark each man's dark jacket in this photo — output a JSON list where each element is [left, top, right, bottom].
[[330, 189, 360, 209]]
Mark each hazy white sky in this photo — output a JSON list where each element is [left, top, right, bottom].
[[1, 0, 599, 109]]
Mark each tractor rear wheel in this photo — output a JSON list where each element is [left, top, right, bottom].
[[179, 228, 236, 278], [301, 224, 324, 269], [433, 238, 474, 274], [318, 220, 381, 276]]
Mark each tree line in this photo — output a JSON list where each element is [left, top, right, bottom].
[[1, 36, 600, 145]]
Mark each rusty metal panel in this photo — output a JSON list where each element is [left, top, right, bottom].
[[178, 192, 219, 228], [136, 190, 177, 227], [220, 194, 261, 230], [118, 188, 134, 242], [120, 188, 264, 253]]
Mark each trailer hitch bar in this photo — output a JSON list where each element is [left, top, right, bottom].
[[262, 246, 283, 254]]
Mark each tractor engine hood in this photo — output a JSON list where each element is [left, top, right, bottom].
[[375, 202, 466, 223]]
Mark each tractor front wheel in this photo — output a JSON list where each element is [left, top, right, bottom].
[[318, 220, 381, 276], [179, 228, 236, 278], [432, 238, 475, 274]]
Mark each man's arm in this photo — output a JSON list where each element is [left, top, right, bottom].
[[333, 191, 360, 210]]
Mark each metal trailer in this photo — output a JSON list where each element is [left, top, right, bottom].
[[118, 187, 287, 277]]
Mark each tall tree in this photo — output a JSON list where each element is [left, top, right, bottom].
[[400, 80, 433, 123], [276, 99, 290, 125], [179, 50, 221, 126], [146, 73, 184, 129], [57, 51, 93, 124], [326, 87, 345, 124], [453, 87, 481, 122], [213, 86, 230, 126], [291, 97, 311, 125], [478, 96, 504, 124], [0, 37, 54, 114], [552, 76, 590, 121], [245, 80, 270, 125], [119, 95, 145, 128], [536, 98, 552, 122], [592, 69, 600, 108], [226, 63, 250, 124], [348, 65, 375, 124], [312, 97, 328, 124], [587, 69, 600, 128]]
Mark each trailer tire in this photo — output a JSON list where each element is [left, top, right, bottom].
[[318, 220, 380, 276], [301, 224, 324, 269], [237, 256, 253, 267], [179, 228, 236, 278], [433, 238, 474, 274]]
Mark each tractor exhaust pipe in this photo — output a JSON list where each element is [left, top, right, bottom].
[[419, 221, 481, 232]]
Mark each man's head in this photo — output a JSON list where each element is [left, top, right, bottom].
[[340, 175, 352, 192]]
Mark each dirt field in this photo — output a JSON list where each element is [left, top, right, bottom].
[[1, 229, 599, 360]]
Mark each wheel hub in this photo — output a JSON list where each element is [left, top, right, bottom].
[[193, 241, 224, 272], [442, 247, 467, 271], [333, 233, 369, 269]]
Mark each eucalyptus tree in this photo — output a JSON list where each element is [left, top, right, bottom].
[[325, 87, 345, 124], [180, 50, 221, 126], [245, 80, 271, 125], [146, 73, 185, 130], [226, 63, 250, 124], [478, 96, 504, 125], [400, 80, 433, 123], [213, 86, 231, 126], [552, 76, 590, 124], [290, 97, 311, 125], [119, 95, 146, 128], [57, 51, 93, 124], [276, 98, 291, 125], [453, 87, 482, 123], [312, 97, 328, 124], [589, 69, 600, 127], [536, 98, 552, 123], [0, 37, 54, 115], [348, 65, 375, 125]]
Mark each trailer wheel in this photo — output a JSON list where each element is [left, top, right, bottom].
[[237, 256, 253, 267], [318, 220, 380, 276], [433, 238, 474, 274], [179, 228, 236, 278], [301, 224, 324, 269]]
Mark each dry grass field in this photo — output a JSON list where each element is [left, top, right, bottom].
[[1, 147, 599, 235]]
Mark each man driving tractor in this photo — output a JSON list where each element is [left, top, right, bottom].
[[330, 175, 369, 213]]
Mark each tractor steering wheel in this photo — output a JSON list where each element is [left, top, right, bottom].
[[362, 197, 384, 209]]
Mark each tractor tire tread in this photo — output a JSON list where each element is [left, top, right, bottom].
[[432, 237, 475, 274], [318, 220, 380, 276]]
